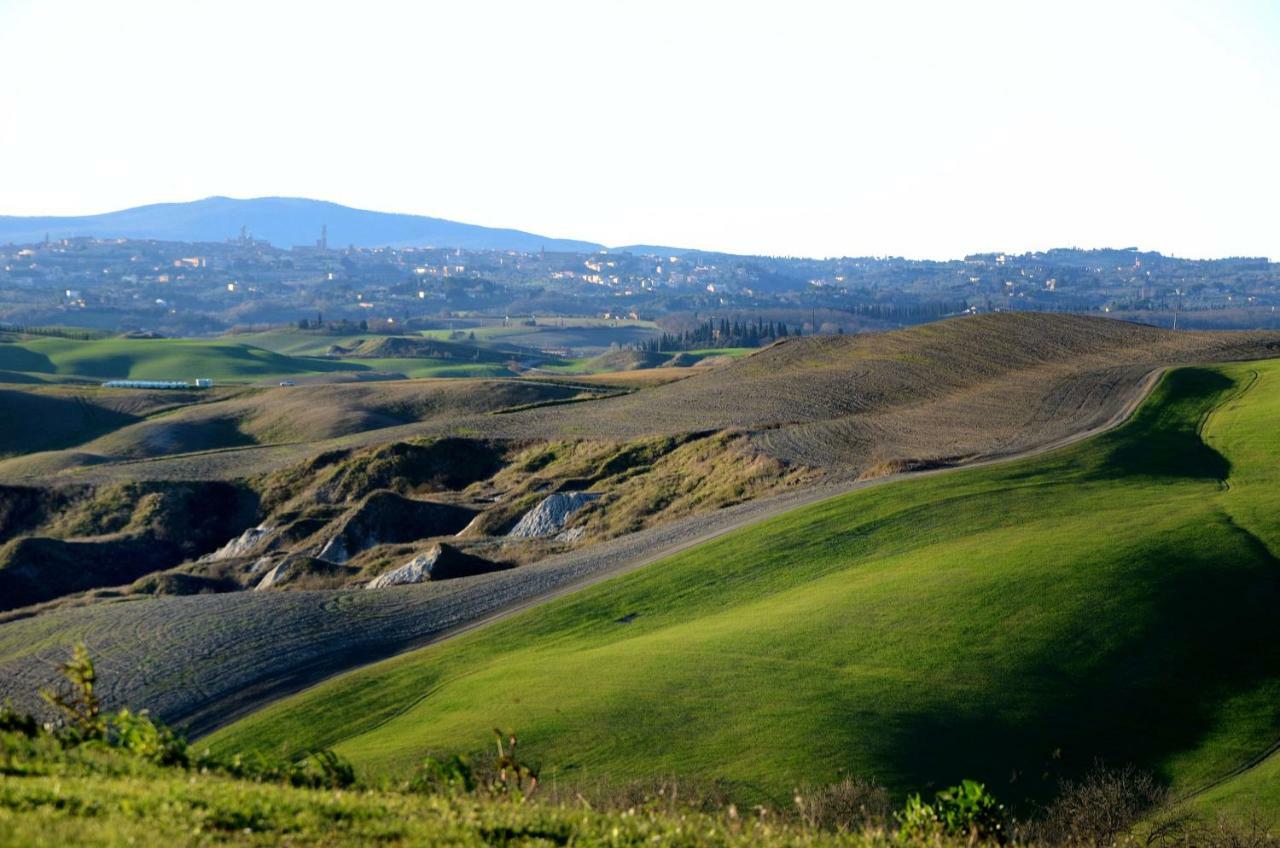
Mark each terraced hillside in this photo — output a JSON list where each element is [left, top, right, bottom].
[[206, 360, 1280, 817]]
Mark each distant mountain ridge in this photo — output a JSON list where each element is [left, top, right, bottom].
[[0, 196, 608, 253]]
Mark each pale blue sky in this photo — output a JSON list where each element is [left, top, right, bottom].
[[0, 0, 1276, 258]]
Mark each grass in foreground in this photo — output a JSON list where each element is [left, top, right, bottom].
[[0, 650, 991, 847], [2, 643, 1273, 845], [1, 764, 844, 848], [209, 360, 1280, 820]]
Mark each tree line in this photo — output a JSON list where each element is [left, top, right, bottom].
[[297, 315, 370, 332], [0, 323, 104, 340], [643, 317, 797, 352]]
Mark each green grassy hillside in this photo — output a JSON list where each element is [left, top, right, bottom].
[[0, 336, 521, 383], [208, 360, 1280, 816], [227, 330, 375, 356], [0, 337, 359, 382]]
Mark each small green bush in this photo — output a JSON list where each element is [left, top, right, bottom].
[[40, 641, 104, 741], [407, 753, 476, 795], [490, 729, 539, 799], [110, 708, 189, 767], [307, 748, 356, 789], [897, 780, 1006, 843], [26, 643, 357, 790], [0, 702, 39, 737], [794, 777, 892, 833]]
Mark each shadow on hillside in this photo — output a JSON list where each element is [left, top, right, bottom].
[[63, 354, 142, 379], [0, 346, 54, 374], [0, 370, 46, 384], [0, 481, 261, 612], [1088, 367, 1235, 482], [119, 416, 258, 458], [845, 509, 1280, 809], [0, 390, 140, 455]]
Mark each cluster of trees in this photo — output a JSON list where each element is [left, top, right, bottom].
[[0, 323, 102, 340], [297, 316, 370, 332], [643, 317, 797, 352]]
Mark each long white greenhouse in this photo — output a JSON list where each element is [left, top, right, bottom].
[[101, 379, 214, 389]]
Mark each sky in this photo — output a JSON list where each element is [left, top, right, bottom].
[[0, 0, 1277, 259]]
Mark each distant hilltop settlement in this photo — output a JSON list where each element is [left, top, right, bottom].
[[101, 378, 214, 389]]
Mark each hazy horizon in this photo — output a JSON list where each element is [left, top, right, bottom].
[[5, 193, 1274, 262], [1, 0, 1277, 260]]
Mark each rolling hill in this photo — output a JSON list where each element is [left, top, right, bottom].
[[0, 196, 604, 252], [532, 313, 1280, 468], [0, 334, 531, 388], [0, 336, 359, 382], [9, 313, 1269, 487], [204, 360, 1280, 817], [1, 313, 1278, 802], [58, 380, 606, 461], [0, 385, 210, 458]]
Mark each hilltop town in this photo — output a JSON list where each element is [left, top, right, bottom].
[[2, 226, 1278, 337]]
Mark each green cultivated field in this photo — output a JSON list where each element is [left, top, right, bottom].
[[421, 322, 660, 355], [0, 336, 516, 383], [0, 336, 356, 382], [0, 330, 710, 385], [229, 330, 377, 356], [209, 360, 1280, 815]]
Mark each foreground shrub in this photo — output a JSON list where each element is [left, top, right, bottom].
[[26, 642, 356, 790], [39, 641, 104, 740], [795, 777, 893, 833], [406, 729, 537, 800], [110, 708, 189, 767], [407, 752, 477, 796], [1033, 763, 1167, 845], [897, 780, 1007, 843], [0, 702, 38, 736]]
